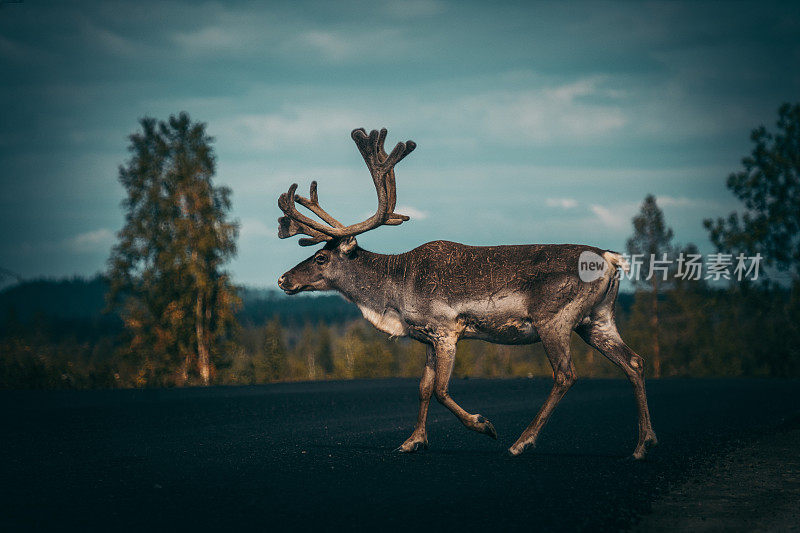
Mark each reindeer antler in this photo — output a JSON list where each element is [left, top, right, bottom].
[[277, 128, 416, 246]]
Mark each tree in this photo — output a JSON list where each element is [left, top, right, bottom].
[[108, 113, 239, 386], [704, 103, 800, 377], [258, 317, 287, 382], [704, 103, 800, 281], [626, 194, 675, 378], [316, 322, 334, 377], [295, 324, 317, 380]]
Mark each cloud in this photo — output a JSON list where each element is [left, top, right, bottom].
[[544, 78, 598, 101], [239, 218, 274, 241], [285, 27, 407, 62], [63, 229, 115, 253], [294, 31, 355, 61], [590, 204, 628, 229], [172, 25, 244, 53], [655, 195, 696, 207], [169, 7, 411, 63], [213, 74, 627, 156], [395, 205, 428, 220], [168, 4, 279, 55], [77, 18, 144, 57], [655, 195, 728, 210], [546, 198, 578, 209], [356, 205, 428, 223], [0, 35, 46, 62], [448, 77, 627, 144], [215, 107, 374, 151]]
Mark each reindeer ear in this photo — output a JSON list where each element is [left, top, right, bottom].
[[338, 236, 357, 256]]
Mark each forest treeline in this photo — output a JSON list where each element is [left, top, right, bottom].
[[0, 275, 797, 389], [1, 104, 799, 388]]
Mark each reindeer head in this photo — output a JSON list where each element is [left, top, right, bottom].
[[276, 128, 416, 295]]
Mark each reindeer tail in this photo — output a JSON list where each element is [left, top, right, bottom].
[[603, 251, 630, 274]]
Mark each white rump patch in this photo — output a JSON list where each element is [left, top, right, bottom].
[[603, 251, 630, 274]]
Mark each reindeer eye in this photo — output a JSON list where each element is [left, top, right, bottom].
[[314, 254, 328, 265]]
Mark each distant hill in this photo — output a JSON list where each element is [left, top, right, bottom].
[[237, 287, 359, 325], [0, 277, 359, 327], [0, 276, 109, 322]]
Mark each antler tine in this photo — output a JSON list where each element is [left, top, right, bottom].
[[278, 128, 416, 246], [384, 140, 416, 216], [369, 128, 381, 159], [277, 183, 338, 242], [375, 128, 396, 211], [349, 128, 416, 229], [277, 214, 329, 245], [376, 128, 388, 159], [351, 128, 374, 166], [294, 181, 344, 228], [385, 139, 416, 167]]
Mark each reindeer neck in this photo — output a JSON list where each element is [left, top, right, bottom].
[[331, 248, 405, 311]]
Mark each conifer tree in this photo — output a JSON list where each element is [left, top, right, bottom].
[[705, 103, 800, 281], [626, 195, 675, 378]]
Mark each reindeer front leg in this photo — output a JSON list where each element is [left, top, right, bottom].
[[432, 338, 497, 441], [397, 344, 435, 453]]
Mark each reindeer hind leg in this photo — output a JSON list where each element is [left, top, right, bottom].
[[576, 318, 658, 459], [508, 331, 576, 456]]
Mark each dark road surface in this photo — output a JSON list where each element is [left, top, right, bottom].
[[1, 378, 798, 531]]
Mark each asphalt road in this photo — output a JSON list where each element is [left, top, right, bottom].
[[1, 378, 798, 531]]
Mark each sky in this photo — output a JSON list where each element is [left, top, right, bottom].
[[1, 0, 799, 288]]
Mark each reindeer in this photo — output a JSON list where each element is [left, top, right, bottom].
[[276, 128, 658, 459]]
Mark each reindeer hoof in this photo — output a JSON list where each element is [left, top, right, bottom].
[[507, 447, 523, 457], [484, 420, 498, 440], [395, 440, 429, 453], [630, 433, 659, 460], [507, 442, 531, 456], [476, 415, 498, 440]]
